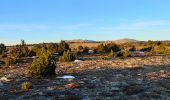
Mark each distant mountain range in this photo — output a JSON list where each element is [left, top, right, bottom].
[[112, 38, 139, 44], [65, 39, 97, 43], [65, 38, 139, 44]]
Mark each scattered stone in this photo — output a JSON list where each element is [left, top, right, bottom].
[[74, 59, 83, 63], [65, 83, 79, 89], [0, 56, 169, 99], [0, 77, 11, 82], [47, 85, 65, 90]]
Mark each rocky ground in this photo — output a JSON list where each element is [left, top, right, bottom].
[[0, 56, 170, 100]]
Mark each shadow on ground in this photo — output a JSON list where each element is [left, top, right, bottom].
[[0, 64, 170, 100]]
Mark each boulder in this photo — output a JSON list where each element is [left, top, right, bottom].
[[0, 77, 11, 82]]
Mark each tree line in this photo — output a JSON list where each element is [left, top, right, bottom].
[[0, 40, 170, 78]]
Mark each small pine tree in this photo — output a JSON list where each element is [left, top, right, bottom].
[[129, 45, 136, 51], [59, 50, 75, 62], [78, 45, 84, 51], [4, 56, 17, 66], [123, 51, 130, 58], [0, 43, 6, 55], [21, 82, 33, 92], [82, 47, 89, 54], [108, 50, 116, 57], [21, 40, 26, 46], [74, 51, 81, 58], [59, 41, 70, 52], [28, 48, 56, 78], [96, 44, 106, 53]]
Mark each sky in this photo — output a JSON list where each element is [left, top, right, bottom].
[[0, 0, 170, 45]]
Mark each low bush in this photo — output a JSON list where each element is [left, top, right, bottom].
[[116, 52, 123, 57], [96, 44, 106, 53], [123, 51, 130, 58], [146, 52, 152, 56], [165, 49, 170, 55], [108, 50, 116, 57], [74, 51, 81, 58], [116, 51, 130, 59], [98, 56, 107, 60], [59, 50, 75, 62], [28, 48, 56, 78], [28, 50, 36, 57], [4, 56, 17, 66], [140, 46, 152, 52], [21, 82, 33, 92]]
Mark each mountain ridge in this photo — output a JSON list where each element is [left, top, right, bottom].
[[65, 38, 139, 43]]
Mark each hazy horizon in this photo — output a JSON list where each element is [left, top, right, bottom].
[[5, 38, 170, 46], [0, 0, 170, 45]]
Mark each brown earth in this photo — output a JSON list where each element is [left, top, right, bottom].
[[0, 56, 169, 100]]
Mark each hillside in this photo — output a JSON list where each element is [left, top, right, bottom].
[[112, 38, 139, 44], [65, 39, 98, 43]]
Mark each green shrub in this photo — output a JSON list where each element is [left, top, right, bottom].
[[59, 50, 75, 62], [153, 46, 166, 54], [28, 48, 56, 78], [123, 51, 130, 58], [108, 50, 116, 57], [47, 43, 59, 54], [106, 43, 121, 53], [59, 41, 70, 53], [116, 52, 123, 57], [165, 49, 170, 55], [117, 51, 130, 59], [74, 51, 81, 58], [98, 56, 107, 60], [140, 46, 152, 52], [21, 82, 33, 92], [146, 52, 152, 56], [129, 45, 136, 51], [0, 43, 6, 55], [78, 45, 83, 51], [82, 47, 89, 54], [96, 44, 106, 53], [28, 50, 36, 57], [4, 56, 17, 66], [9, 46, 30, 58]]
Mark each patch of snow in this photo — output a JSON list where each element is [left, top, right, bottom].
[[57, 75, 75, 79], [74, 59, 83, 62], [0, 77, 11, 82]]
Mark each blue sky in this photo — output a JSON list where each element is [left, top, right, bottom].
[[0, 0, 170, 45]]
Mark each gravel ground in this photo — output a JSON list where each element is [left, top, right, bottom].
[[0, 56, 169, 100]]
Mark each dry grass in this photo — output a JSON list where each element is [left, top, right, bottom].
[[69, 42, 101, 49]]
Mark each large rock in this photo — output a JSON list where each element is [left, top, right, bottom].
[[0, 77, 11, 82]]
